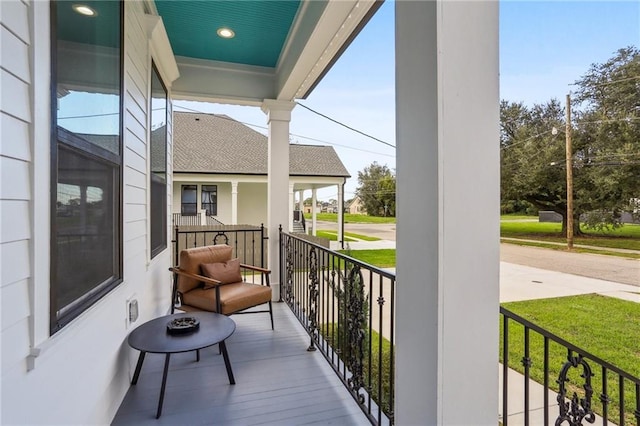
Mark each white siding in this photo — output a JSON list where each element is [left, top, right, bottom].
[[1, 0, 33, 398], [1, 1, 175, 424]]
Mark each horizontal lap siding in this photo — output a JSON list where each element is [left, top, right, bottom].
[[1, 0, 33, 377]]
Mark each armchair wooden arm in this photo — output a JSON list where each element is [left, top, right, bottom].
[[169, 267, 223, 288], [239, 264, 271, 274]]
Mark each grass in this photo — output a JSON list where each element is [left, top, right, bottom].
[[320, 324, 393, 416], [316, 230, 381, 242], [501, 294, 640, 425], [304, 212, 396, 224], [501, 239, 640, 259], [501, 221, 640, 251], [316, 230, 357, 242], [340, 249, 396, 268], [501, 214, 538, 220]]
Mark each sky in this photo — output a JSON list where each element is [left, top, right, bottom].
[[174, 1, 640, 201]]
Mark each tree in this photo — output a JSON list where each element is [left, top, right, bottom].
[[355, 162, 396, 217], [501, 47, 640, 235]]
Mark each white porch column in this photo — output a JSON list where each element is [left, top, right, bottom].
[[261, 100, 295, 297], [337, 183, 344, 248], [288, 183, 295, 232], [230, 180, 238, 225], [311, 188, 317, 236], [395, 1, 499, 425]]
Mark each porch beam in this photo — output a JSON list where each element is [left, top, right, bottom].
[[261, 100, 295, 299], [395, 1, 500, 424]]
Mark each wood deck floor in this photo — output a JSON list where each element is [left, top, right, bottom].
[[112, 303, 371, 425]]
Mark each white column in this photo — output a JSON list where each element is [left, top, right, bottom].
[[288, 183, 295, 232], [261, 100, 295, 295], [311, 188, 317, 236], [337, 183, 344, 248], [231, 180, 238, 225], [395, 1, 499, 425]]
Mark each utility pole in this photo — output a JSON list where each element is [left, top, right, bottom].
[[565, 94, 574, 249]]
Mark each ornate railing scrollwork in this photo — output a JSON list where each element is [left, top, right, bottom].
[[213, 231, 229, 245], [284, 237, 294, 304], [555, 355, 596, 426], [307, 247, 319, 351], [345, 264, 366, 404]]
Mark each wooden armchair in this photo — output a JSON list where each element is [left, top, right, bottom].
[[169, 244, 273, 329]]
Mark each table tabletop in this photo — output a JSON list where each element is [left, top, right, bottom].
[[128, 312, 236, 354]]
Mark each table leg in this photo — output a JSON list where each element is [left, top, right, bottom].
[[156, 353, 171, 419], [131, 351, 146, 385], [219, 340, 235, 385]]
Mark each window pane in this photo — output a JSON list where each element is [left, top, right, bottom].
[[150, 63, 167, 257], [181, 185, 197, 216], [55, 147, 118, 314], [56, 0, 121, 154], [202, 185, 217, 216], [52, 0, 122, 332]]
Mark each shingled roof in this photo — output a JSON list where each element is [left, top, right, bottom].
[[173, 112, 350, 177]]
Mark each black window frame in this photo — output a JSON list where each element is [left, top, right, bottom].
[[150, 62, 168, 259], [201, 184, 218, 216], [181, 185, 198, 216], [50, 0, 124, 334]]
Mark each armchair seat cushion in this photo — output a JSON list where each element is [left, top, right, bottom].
[[183, 283, 272, 315]]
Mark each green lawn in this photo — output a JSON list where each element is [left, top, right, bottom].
[[500, 214, 538, 221], [320, 325, 393, 416], [304, 212, 396, 224], [501, 295, 640, 425], [316, 230, 357, 242], [316, 230, 381, 242], [501, 221, 640, 251], [341, 249, 396, 268]]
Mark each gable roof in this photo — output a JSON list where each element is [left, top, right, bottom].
[[173, 112, 350, 177]]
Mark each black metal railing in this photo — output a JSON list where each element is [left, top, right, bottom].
[[172, 213, 225, 227], [279, 229, 395, 426], [172, 225, 267, 270], [501, 306, 640, 426]]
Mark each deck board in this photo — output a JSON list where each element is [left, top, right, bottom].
[[112, 303, 370, 425]]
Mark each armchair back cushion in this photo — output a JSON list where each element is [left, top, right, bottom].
[[178, 245, 233, 293], [201, 259, 242, 289]]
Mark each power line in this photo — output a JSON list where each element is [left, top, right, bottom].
[[296, 102, 396, 149], [173, 104, 395, 158]]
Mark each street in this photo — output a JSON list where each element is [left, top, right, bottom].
[[316, 220, 639, 287]]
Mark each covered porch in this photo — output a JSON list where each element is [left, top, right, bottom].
[[112, 302, 372, 425]]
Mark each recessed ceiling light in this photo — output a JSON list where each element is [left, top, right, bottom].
[[73, 4, 98, 17], [217, 27, 235, 39]]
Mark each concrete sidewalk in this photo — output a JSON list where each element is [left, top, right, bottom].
[[500, 261, 639, 303]]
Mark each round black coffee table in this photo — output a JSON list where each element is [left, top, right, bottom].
[[128, 312, 236, 418]]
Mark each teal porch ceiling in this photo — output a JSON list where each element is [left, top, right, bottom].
[[154, 0, 301, 68]]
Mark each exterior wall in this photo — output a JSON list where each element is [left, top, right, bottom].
[[172, 175, 343, 227], [237, 182, 268, 225], [1, 1, 175, 424]]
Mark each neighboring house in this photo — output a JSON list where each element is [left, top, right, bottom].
[[172, 112, 350, 229], [0, 1, 500, 425], [347, 196, 366, 214]]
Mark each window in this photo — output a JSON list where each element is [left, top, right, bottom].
[[150, 63, 167, 258], [181, 185, 197, 215], [202, 185, 217, 216], [51, 0, 123, 333]]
